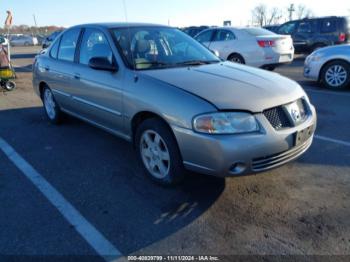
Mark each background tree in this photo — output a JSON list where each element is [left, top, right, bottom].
[[252, 4, 283, 26], [296, 4, 313, 19]]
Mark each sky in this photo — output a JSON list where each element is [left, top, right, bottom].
[[1, 0, 350, 28]]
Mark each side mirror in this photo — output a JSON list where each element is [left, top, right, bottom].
[[88, 57, 118, 72], [211, 50, 220, 57]]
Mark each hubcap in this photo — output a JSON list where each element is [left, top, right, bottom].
[[140, 130, 170, 179], [325, 65, 347, 87], [44, 89, 56, 120]]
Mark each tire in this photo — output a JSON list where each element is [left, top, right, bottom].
[[42, 86, 63, 124], [5, 81, 16, 91], [321, 60, 350, 90], [228, 53, 245, 64], [263, 65, 276, 71], [135, 118, 186, 186]]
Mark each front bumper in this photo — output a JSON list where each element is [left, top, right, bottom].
[[304, 60, 323, 81], [172, 105, 317, 177]]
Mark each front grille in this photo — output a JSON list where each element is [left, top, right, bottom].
[[252, 139, 312, 172], [263, 106, 292, 130]]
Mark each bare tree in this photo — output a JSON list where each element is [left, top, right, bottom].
[[252, 4, 267, 26], [297, 4, 313, 19], [252, 4, 283, 26]]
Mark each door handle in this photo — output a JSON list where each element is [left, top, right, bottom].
[[74, 73, 81, 80], [44, 66, 50, 71]]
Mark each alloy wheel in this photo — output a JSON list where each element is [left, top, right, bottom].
[[325, 64, 348, 88], [140, 130, 171, 179], [44, 89, 56, 120]]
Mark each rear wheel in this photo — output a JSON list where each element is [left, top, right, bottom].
[[42, 86, 63, 124], [228, 54, 245, 64], [135, 118, 186, 186], [321, 60, 350, 90]]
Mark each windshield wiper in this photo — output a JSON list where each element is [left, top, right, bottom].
[[176, 60, 220, 66], [135, 61, 169, 67]]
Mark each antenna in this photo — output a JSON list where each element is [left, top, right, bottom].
[[122, 0, 137, 79]]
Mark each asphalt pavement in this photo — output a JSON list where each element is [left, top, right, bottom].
[[0, 46, 349, 262]]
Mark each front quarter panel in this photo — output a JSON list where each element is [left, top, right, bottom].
[[123, 71, 217, 136]]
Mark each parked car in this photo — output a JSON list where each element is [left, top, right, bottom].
[[263, 25, 280, 33], [10, 35, 38, 46], [42, 31, 63, 49], [182, 26, 210, 37], [195, 27, 294, 70], [304, 44, 350, 89], [277, 16, 350, 53], [33, 23, 317, 185]]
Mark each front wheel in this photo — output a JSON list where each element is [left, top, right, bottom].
[[321, 61, 350, 90], [42, 87, 63, 124], [135, 118, 186, 186], [5, 81, 16, 91]]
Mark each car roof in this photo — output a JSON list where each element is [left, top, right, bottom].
[[71, 22, 169, 29]]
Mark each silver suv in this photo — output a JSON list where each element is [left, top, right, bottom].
[[33, 23, 317, 185]]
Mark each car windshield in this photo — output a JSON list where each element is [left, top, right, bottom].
[[244, 28, 276, 36], [112, 26, 220, 70]]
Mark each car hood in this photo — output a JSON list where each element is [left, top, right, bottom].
[[140, 62, 305, 112]]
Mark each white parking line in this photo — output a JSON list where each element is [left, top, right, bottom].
[[0, 137, 122, 261], [315, 135, 350, 147]]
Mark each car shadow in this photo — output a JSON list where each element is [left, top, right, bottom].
[[0, 107, 226, 254]]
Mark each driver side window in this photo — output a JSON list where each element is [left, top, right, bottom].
[[278, 22, 298, 34], [195, 30, 214, 43], [79, 28, 113, 65]]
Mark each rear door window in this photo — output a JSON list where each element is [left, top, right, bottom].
[[57, 28, 81, 62], [321, 19, 337, 33], [297, 22, 313, 33]]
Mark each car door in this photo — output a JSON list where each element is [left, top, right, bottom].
[[194, 29, 215, 48], [45, 28, 82, 112], [207, 29, 237, 60], [292, 20, 317, 51], [69, 27, 124, 133]]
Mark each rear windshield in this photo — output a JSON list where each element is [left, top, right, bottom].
[[244, 28, 276, 36]]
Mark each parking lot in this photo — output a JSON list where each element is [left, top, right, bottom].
[[1, 46, 350, 261]]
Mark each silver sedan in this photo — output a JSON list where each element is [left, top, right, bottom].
[[304, 44, 350, 89], [33, 23, 317, 185]]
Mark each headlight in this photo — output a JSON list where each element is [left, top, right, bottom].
[[193, 112, 259, 134], [306, 54, 323, 63]]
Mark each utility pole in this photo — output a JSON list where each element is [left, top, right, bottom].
[[288, 4, 295, 21], [33, 14, 38, 35]]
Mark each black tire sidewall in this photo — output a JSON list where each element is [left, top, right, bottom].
[[135, 118, 185, 186], [229, 54, 245, 64], [322, 61, 350, 90]]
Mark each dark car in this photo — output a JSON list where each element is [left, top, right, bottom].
[[263, 25, 280, 33], [42, 30, 63, 49], [182, 26, 210, 37], [277, 16, 350, 53]]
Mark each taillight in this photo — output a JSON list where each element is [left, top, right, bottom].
[[257, 40, 276, 48], [339, 33, 346, 42]]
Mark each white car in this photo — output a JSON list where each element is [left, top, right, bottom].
[[195, 27, 295, 70], [10, 35, 38, 46], [304, 44, 350, 90]]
